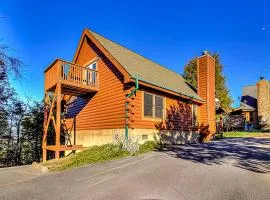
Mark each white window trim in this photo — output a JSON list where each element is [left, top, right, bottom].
[[86, 61, 97, 70], [83, 57, 99, 69]]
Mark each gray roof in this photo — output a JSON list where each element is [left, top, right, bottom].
[[240, 85, 257, 110], [242, 85, 257, 99], [89, 30, 202, 101], [240, 102, 256, 111]]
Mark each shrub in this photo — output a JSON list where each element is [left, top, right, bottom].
[[139, 141, 157, 153], [153, 132, 165, 149], [113, 134, 140, 155]]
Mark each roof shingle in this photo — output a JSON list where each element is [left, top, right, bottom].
[[89, 29, 202, 101]]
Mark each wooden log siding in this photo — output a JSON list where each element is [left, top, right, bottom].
[[197, 54, 216, 135], [197, 57, 208, 124], [132, 90, 193, 130], [66, 37, 126, 130], [64, 36, 196, 132]]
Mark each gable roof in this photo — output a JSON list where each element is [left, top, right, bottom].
[[240, 103, 256, 111], [80, 29, 203, 101]]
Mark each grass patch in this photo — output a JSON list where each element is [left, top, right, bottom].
[[223, 131, 270, 138], [139, 141, 158, 153], [42, 141, 158, 171]]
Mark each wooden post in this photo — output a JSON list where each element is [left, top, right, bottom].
[[42, 93, 48, 161], [55, 83, 61, 159], [42, 149, 47, 161], [74, 116, 76, 145]]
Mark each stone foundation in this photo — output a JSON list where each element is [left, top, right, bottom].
[[159, 129, 200, 144]]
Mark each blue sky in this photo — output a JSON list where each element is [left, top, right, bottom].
[[1, 0, 270, 107]]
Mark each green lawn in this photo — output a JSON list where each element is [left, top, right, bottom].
[[222, 131, 270, 138], [41, 141, 157, 171]]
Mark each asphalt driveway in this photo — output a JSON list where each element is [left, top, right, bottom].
[[1, 138, 270, 200]]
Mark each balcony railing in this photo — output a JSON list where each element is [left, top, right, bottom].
[[45, 59, 99, 92]]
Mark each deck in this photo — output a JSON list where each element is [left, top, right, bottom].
[[44, 59, 99, 95]]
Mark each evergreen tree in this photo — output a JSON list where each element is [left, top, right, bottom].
[[0, 44, 22, 166], [183, 53, 233, 109], [21, 102, 44, 164]]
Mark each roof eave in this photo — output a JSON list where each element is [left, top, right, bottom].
[[129, 77, 205, 104]]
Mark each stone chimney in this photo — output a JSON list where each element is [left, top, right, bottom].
[[257, 78, 270, 130], [197, 51, 216, 140]]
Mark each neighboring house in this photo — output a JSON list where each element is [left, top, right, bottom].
[[230, 77, 270, 130], [43, 29, 216, 160], [229, 85, 258, 129]]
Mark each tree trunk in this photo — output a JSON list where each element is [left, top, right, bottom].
[[16, 119, 21, 166], [6, 117, 13, 166]]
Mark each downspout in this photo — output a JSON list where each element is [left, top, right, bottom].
[[125, 76, 139, 139]]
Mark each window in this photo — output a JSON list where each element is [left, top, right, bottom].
[[143, 92, 164, 119], [155, 95, 163, 118], [192, 104, 198, 126], [142, 134, 148, 140], [144, 93, 153, 117], [85, 62, 97, 85]]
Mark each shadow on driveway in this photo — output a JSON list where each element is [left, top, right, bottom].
[[161, 138, 270, 173]]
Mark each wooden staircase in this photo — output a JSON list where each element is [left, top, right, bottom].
[[43, 59, 98, 161]]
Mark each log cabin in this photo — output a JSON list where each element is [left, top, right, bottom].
[[43, 29, 216, 161]]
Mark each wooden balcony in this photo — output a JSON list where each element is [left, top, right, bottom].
[[44, 59, 99, 96]]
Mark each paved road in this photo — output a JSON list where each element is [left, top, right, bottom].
[[1, 138, 270, 200], [0, 165, 43, 186]]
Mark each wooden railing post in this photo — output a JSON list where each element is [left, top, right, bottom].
[[96, 72, 99, 88], [57, 60, 61, 82]]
